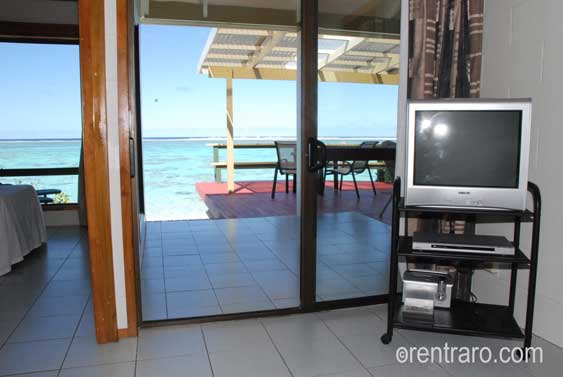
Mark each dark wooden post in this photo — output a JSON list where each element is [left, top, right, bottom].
[[298, 0, 318, 311]]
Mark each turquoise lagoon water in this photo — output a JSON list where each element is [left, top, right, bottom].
[[0, 138, 393, 220]]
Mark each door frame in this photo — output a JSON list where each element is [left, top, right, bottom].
[[134, 0, 406, 327]]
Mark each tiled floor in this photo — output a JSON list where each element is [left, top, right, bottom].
[[141, 212, 391, 320], [1, 226, 562, 377]]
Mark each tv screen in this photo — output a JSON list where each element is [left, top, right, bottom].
[[413, 110, 522, 188]]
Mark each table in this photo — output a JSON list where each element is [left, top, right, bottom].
[[324, 146, 396, 190], [0, 185, 47, 276]]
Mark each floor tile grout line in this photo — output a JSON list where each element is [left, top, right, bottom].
[[195, 231, 225, 317], [318, 310, 385, 375], [158, 227, 169, 319], [133, 325, 141, 377], [199, 325, 216, 377], [0, 227, 84, 353], [56, 290, 94, 377], [227, 243, 278, 311], [258, 319, 296, 377], [1, 368, 60, 377]]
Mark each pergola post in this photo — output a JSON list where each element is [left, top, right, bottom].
[[226, 75, 235, 193]]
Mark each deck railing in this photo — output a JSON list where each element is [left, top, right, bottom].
[[210, 143, 387, 183]]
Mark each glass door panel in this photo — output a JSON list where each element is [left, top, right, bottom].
[[138, 2, 301, 321], [314, 0, 400, 303]]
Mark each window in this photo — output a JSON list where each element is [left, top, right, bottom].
[[0, 42, 82, 204]]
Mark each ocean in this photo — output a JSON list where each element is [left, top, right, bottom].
[[0, 138, 394, 220]]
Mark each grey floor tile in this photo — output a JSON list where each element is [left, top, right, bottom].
[[136, 354, 212, 377], [141, 293, 167, 321], [200, 253, 240, 264], [221, 300, 275, 314], [59, 362, 135, 377], [8, 372, 59, 377], [202, 319, 273, 353], [140, 278, 165, 294], [214, 286, 270, 306], [272, 298, 300, 309], [208, 272, 256, 289], [75, 312, 95, 338], [261, 314, 334, 345], [209, 344, 292, 377], [369, 363, 451, 377], [275, 335, 364, 377], [243, 259, 289, 272], [9, 315, 80, 343], [63, 336, 137, 368], [165, 290, 218, 312], [318, 307, 386, 338], [523, 336, 563, 377], [0, 339, 70, 376], [0, 320, 18, 345], [204, 262, 248, 275], [27, 295, 89, 318], [165, 276, 212, 292], [42, 280, 91, 298], [251, 271, 299, 300], [439, 360, 533, 377], [337, 332, 412, 368], [312, 369, 372, 377], [137, 325, 206, 360], [168, 305, 222, 319]]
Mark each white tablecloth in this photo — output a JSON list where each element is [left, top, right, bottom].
[[0, 185, 47, 276]]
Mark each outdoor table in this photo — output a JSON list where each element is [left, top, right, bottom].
[[324, 146, 396, 190]]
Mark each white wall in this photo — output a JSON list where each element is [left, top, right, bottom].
[[104, 0, 129, 331], [476, 0, 563, 347], [43, 210, 79, 227]]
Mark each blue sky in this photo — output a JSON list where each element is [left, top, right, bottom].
[[0, 43, 82, 139], [0, 24, 399, 140]]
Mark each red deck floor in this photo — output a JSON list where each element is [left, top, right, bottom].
[[196, 180, 393, 224]]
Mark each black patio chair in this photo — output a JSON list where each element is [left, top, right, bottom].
[[272, 141, 297, 199], [324, 141, 379, 199]]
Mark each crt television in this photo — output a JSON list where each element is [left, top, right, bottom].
[[405, 99, 532, 211]]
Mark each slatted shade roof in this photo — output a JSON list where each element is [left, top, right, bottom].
[[198, 27, 400, 84]]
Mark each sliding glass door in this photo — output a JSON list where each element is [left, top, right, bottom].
[[135, 0, 402, 322]]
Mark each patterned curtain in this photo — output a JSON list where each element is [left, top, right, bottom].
[[408, 0, 484, 235], [408, 0, 484, 100]]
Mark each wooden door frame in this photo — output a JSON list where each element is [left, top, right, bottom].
[[117, 0, 141, 338], [78, 0, 119, 344], [79, 0, 141, 342]]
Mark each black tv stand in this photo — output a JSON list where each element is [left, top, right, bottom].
[[381, 178, 541, 351]]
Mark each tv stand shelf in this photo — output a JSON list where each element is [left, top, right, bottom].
[[398, 199, 534, 218], [393, 297, 524, 339], [397, 236, 531, 264], [381, 178, 542, 351]]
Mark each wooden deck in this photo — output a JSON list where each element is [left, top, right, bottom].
[[196, 180, 393, 224]]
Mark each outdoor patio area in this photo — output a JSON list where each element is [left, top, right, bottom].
[[196, 180, 393, 221], [141, 211, 391, 321]]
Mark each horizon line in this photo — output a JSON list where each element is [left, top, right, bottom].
[[0, 136, 397, 142]]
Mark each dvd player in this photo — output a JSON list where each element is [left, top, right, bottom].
[[412, 232, 515, 255]]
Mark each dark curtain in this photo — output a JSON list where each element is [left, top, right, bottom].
[[407, 0, 484, 234], [408, 0, 484, 100]]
